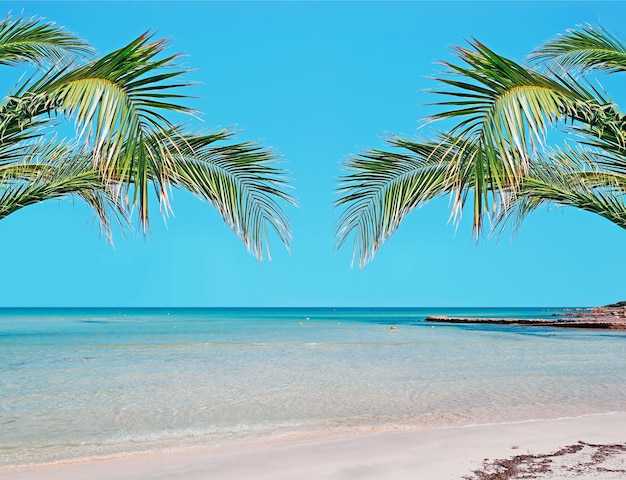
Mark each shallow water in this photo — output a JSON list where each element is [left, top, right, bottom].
[[1, 307, 625, 467]]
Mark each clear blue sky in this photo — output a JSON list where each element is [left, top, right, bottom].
[[1, 1, 624, 307]]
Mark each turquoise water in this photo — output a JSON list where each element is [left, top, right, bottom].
[[1, 307, 626, 467]]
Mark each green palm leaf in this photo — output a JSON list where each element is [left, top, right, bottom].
[[156, 129, 295, 260], [336, 135, 460, 266], [498, 147, 626, 232], [23, 32, 195, 228], [428, 40, 598, 233], [0, 15, 91, 66], [0, 142, 127, 241], [531, 25, 626, 73], [0, 16, 294, 258], [337, 29, 626, 266]]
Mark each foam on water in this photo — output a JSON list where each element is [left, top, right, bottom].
[[1, 307, 626, 467]]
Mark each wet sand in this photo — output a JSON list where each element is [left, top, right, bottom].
[[3, 413, 625, 479]]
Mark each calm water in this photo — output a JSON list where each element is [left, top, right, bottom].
[[1, 307, 626, 467]]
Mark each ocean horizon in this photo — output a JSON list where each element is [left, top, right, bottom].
[[2, 307, 625, 468]]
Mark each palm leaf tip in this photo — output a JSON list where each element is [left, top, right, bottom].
[[0, 14, 92, 67], [0, 142, 128, 241], [531, 24, 626, 73], [166, 131, 295, 261], [336, 137, 453, 267], [497, 147, 626, 232]]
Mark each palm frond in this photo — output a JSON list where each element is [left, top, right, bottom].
[[336, 135, 462, 267], [22, 32, 196, 229], [431, 40, 594, 152], [147, 129, 295, 260], [0, 91, 58, 155], [0, 142, 127, 240], [428, 39, 597, 234], [0, 15, 91, 67], [0, 16, 294, 259], [565, 100, 626, 164], [531, 25, 626, 73], [497, 147, 626, 232]]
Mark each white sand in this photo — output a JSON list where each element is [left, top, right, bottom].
[[3, 413, 625, 479]]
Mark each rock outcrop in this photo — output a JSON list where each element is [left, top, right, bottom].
[[426, 304, 626, 330]]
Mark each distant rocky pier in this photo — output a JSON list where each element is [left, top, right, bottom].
[[426, 304, 626, 330]]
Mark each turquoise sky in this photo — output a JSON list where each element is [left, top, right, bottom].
[[1, 1, 624, 307]]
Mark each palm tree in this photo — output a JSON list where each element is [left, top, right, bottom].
[[336, 26, 626, 267], [0, 15, 294, 260]]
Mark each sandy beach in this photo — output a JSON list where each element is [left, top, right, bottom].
[[3, 413, 625, 480], [3, 308, 626, 479]]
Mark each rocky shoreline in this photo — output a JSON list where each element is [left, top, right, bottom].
[[426, 304, 626, 330]]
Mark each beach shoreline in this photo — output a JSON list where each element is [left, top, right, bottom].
[[4, 307, 625, 478], [3, 412, 625, 479]]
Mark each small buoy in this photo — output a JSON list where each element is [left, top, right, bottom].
[[305, 317, 310, 320], [391, 326, 397, 330], [298, 322, 303, 325], [431, 326, 435, 328]]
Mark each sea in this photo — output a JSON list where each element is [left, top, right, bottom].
[[1, 307, 626, 468]]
